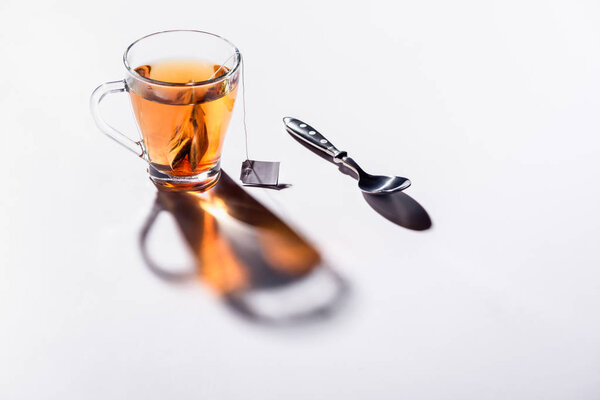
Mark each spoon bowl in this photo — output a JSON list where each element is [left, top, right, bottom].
[[358, 173, 411, 194]]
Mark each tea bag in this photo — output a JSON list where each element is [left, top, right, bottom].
[[213, 55, 283, 188], [164, 77, 209, 172]]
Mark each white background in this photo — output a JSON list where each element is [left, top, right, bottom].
[[2, 0, 600, 399]]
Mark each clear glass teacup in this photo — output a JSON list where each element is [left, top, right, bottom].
[[90, 30, 241, 191]]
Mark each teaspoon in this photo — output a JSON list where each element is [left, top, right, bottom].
[[283, 117, 411, 194]]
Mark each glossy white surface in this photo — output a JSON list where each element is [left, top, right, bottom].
[[2, 1, 600, 399]]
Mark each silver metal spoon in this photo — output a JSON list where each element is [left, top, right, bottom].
[[283, 117, 411, 194]]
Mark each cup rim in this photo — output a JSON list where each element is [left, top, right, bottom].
[[123, 29, 241, 87]]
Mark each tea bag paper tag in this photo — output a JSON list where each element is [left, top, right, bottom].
[[240, 159, 280, 186], [228, 54, 284, 188]]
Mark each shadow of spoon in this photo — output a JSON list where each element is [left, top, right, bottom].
[[362, 191, 431, 230], [288, 134, 432, 231]]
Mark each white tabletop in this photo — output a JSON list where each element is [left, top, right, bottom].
[[2, 1, 600, 399]]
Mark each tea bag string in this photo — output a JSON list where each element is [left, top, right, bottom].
[[209, 53, 250, 160]]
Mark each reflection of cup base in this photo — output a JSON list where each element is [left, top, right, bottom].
[[148, 162, 221, 192]]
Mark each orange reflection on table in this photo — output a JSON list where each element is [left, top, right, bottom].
[[141, 172, 346, 324]]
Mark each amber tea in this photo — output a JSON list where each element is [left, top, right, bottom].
[[130, 59, 238, 177], [91, 30, 241, 191]]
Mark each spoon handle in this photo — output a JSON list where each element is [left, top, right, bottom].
[[283, 117, 346, 159]]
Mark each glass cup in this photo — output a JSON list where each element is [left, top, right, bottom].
[[90, 30, 241, 191]]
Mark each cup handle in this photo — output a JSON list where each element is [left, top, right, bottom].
[[90, 80, 145, 157]]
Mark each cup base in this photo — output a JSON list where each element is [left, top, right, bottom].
[[148, 163, 221, 192]]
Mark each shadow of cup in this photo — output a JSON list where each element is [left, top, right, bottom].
[[139, 172, 348, 325]]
